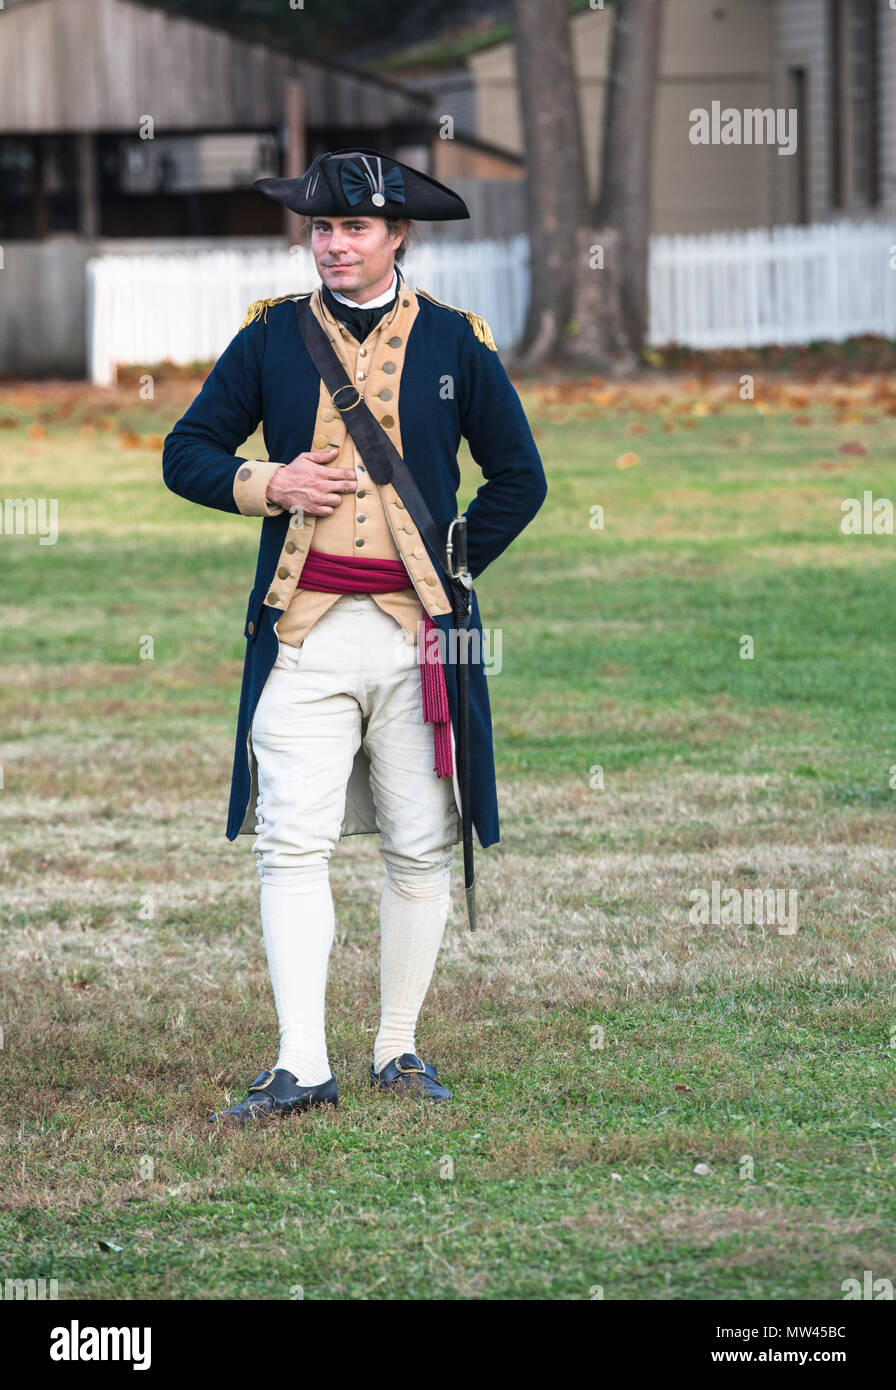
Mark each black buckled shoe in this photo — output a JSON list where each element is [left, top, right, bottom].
[[369, 1053, 451, 1101], [209, 1067, 338, 1128]]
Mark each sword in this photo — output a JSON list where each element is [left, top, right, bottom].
[[446, 514, 477, 932]]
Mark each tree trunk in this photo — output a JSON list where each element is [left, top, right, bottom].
[[509, 0, 664, 373], [509, 0, 587, 368], [592, 0, 664, 353]]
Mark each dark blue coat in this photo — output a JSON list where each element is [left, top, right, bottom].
[[162, 286, 547, 848]]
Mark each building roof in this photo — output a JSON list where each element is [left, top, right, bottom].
[[0, 0, 433, 132], [355, 0, 594, 75]]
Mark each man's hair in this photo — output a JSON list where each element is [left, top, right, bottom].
[[303, 217, 418, 265]]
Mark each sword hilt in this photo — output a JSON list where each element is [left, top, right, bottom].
[[446, 514, 473, 591]]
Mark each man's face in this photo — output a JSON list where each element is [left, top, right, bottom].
[[311, 216, 407, 302]]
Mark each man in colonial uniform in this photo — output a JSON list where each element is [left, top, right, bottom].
[[162, 149, 547, 1125]]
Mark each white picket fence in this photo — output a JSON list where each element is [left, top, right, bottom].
[[649, 219, 896, 349], [86, 236, 530, 385], [86, 219, 896, 382]]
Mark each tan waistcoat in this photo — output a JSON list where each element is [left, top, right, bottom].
[[231, 282, 452, 649]]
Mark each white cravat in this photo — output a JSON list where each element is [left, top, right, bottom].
[[329, 269, 398, 309]]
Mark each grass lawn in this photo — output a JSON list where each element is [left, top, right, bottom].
[[1, 370, 895, 1300]]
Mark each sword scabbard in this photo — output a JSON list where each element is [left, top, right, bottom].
[[447, 513, 477, 931]]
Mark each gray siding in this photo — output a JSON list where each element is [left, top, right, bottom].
[[771, 0, 833, 222]]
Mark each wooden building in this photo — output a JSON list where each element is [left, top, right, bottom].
[[0, 0, 438, 243]]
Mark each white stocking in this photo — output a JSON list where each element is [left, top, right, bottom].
[[260, 867, 335, 1086]]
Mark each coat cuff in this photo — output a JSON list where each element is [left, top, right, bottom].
[[233, 460, 284, 517]]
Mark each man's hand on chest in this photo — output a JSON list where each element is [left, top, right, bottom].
[[265, 446, 358, 516]]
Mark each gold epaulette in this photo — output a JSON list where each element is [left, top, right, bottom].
[[416, 287, 497, 351], [239, 291, 312, 331]]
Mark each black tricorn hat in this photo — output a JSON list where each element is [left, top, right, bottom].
[[254, 147, 470, 222]]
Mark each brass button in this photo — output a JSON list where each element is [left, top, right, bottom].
[[394, 499, 405, 510], [382, 361, 397, 374], [412, 548, 423, 559], [321, 409, 335, 422], [359, 347, 368, 357], [357, 513, 367, 523], [247, 620, 255, 635], [388, 336, 402, 348], [356, 371, 366, 381], [380, 414, 395, 428], [356, 489, 367, 498], [285, 541, 296, 553], [403, 524, 413, 534], [237, 467, 252, 481], [266, 591, 278, 604], [402, 298, 410, 306], [312, 433, 330, 449], [378, 388, 393, 402], [425, 574, 437, 585], [278, 566, 290, 580], [355, 538, 365, 548]]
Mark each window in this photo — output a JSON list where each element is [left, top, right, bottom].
[[830, 0, 880, 208], [0, 136, 79, 238]]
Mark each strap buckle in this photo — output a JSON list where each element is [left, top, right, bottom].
[[331, 384, 363, 413], [247, 1069, 277, 1092]]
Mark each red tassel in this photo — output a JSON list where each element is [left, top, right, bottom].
[[420, 612, 453, 777]]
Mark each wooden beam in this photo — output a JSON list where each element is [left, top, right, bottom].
[[33, 138, 48, 239], [868, 0, 881, 207], [77, 132, 100, 238], [829, 0, 842, 209], [283, 77, 305, 248]]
